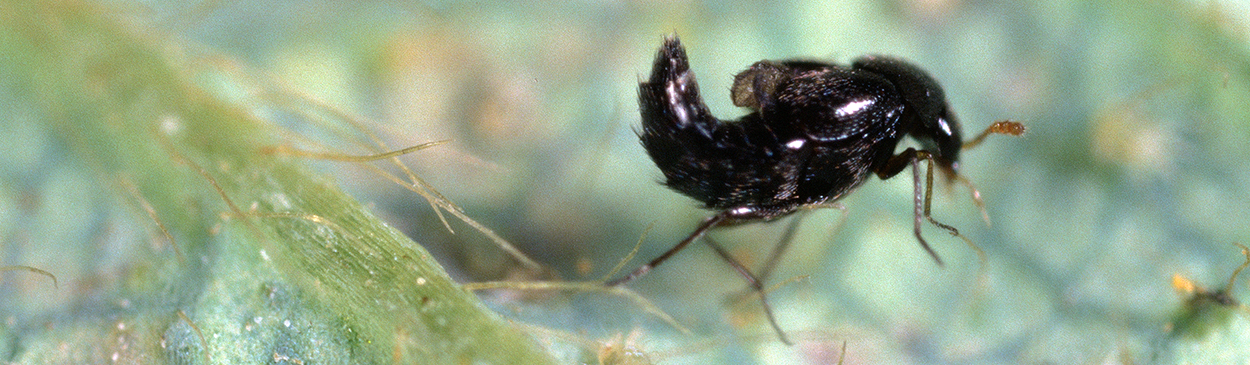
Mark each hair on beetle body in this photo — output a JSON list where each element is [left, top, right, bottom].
[[611, 35, 1024, 345]]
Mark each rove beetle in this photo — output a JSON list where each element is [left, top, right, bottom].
[[606, 36, 1024, 345]]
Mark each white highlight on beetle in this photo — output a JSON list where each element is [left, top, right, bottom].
[[836, 99, 874, 117], [666, 72, 693, 126]]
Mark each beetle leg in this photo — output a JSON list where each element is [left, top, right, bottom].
[[910, 154, 946, 266], [874, 147, 918, 180], [703, 236, 793, 345], [606, 211, 730, 287]]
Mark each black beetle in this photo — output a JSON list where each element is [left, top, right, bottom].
[[608, 36, 1023, 344]]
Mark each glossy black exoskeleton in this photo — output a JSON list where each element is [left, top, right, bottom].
[[608, 36, 1022, 344]]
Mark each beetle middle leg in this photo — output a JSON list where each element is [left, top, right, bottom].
[[721, 204, 846, 344], [702, 236, 793, 345], [745, 202, 849, 286]]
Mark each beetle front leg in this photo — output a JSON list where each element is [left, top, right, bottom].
[[876, 148, 967, 266]]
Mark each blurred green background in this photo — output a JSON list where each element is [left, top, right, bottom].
[[3, 0, 1250, 363]]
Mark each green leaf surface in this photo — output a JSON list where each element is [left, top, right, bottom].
[[0, 1, 552, 363]]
